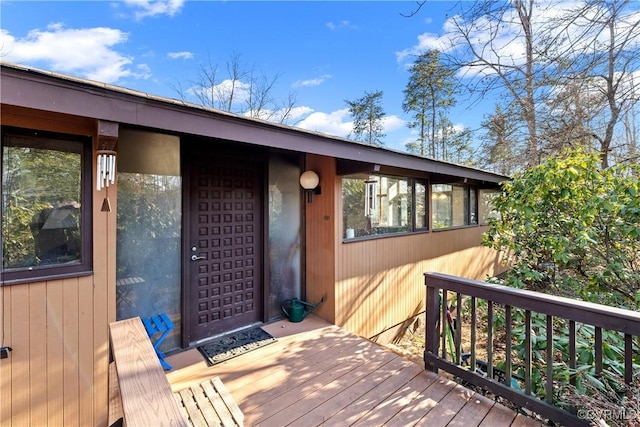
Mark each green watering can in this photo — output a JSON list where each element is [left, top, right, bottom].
[[281, 297, 324, 322]]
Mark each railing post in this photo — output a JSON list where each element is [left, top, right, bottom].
[[425, 274, 440, 373]]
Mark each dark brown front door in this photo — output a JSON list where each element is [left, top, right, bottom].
[[186, 148, 263, 343]]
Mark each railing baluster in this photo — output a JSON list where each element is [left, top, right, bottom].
[[423, 273, 640, 427], [546, 314, 553, 404], [455, 293, 462, 365], [505, 305, 512, 387], [471, 296, 477, 372], [595, 326, 603, 376], [569, 320, 576, 387], [525, 310, 532, 395], [487, 301, 494, 380], [625, 333, 632, 385], [442, 290, 448, 360]]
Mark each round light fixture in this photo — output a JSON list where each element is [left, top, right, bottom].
[[299, 170, 320, 190]]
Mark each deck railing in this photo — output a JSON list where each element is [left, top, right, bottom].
[[424, 272, 640, 426]]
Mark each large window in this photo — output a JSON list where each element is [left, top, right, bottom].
[[116, 129, 182, 352], [431, 183, 478, 229], [342, 174, 427, 239], [1, 127, 92, 284], [268, 153, 301, 319]]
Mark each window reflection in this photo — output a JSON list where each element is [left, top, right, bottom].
[[343, 174, 413, 239], [2, 131, 85, 273], [116, 130, 181, 352], [268, 154, 301, 319], [432, 183, 478, 229]]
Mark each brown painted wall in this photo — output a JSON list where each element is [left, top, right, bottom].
[[0, 105, 115, 426]]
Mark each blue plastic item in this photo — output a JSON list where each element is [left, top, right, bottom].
[[142, 313, 174, 370]]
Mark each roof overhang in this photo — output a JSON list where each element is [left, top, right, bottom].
[[1, 62, 509, 185]]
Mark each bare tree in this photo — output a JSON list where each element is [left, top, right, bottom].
[[539, 78, 599, 154], [171, 53, 298, 125], [557, 0, 640, 167], [440, 0, 639, 169], [446, 0, 548, 167], [621, 102, 638, 164]]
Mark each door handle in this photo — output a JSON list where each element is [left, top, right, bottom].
[[191, 254, 206, 261]]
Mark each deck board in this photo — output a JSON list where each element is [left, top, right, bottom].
[[166, 315, 545, 427], [381, 374, 455, 427]]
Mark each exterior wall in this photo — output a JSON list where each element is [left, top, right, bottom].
[[303, 153, 505, 339], [302, 154, 337, 324], [0, 104, 504, 425], [0, 105, 115, 426], [336, 227, 504, 339]]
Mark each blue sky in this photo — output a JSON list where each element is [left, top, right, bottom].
[[6, 1, 638, 155], [1, 0, 484, 152]]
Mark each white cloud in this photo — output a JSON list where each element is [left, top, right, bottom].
[[292, 74, 332, 88], [296, 108, 352, 137], [396, 31, 449, 62], [0, 24, 138, 83], [326, 20, 357, 31], [294, 108, 405, 140], [123, 0, 185, 20], [187, 79, 252, 109], [382, 115, 406, 133], [168, 51, 193, 60], [246, 105, 314, 124], [398, 0, 640, 79], [286, 106, 315, 121]]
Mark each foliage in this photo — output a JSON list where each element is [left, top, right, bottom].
[[2, 144, 81, 267], [345, 90, 386, 146], [116, 174, 181, 282], [402, 50, 457, 159], [459, 299, 640, 425], [502, 307, 639, 426], [480, 104, 520, 176], [483, 149, 640, 309]]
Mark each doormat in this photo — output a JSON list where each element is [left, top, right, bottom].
[[197, 327, 276, 366]]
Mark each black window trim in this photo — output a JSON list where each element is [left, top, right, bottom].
[[431, 182, 479, 230], [342, 173, 430, 242], [1, 126, 93, 285]]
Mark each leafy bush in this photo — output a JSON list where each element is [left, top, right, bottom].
[[483, 149, 640, 309]]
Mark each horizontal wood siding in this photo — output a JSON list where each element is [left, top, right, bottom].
[[0, 105, 113, 426]]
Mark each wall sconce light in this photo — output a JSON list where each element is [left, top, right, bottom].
[[96, 150, 116, 191], [300, 170, 321, 203]]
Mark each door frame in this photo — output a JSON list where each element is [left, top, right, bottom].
[[181, 139, 270, 347]]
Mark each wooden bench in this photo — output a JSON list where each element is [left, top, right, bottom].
[[109, 317, 244, 427]]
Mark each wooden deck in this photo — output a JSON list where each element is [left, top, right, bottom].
[[165, 316, 545, 427]]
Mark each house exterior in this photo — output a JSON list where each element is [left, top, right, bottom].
[[0, 62, 507, 426]]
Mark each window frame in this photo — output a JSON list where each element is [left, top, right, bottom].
[[431, 183, 479, 230], [1, 126, 93, 285], [413, 179, 429, 231], [342, 173, 429, 242]]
